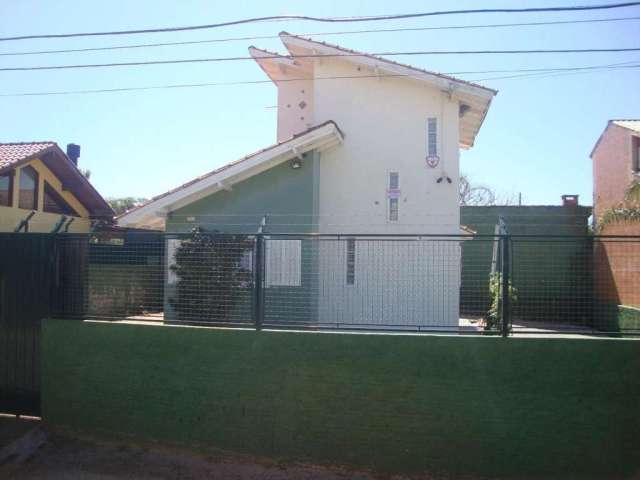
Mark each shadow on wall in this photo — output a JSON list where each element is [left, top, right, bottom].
[[594, 222, 640, 333]]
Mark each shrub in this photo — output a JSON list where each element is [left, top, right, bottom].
[[169, 229, 254, 323], [486, 272, 518, 332]]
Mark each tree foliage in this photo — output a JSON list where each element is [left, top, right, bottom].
[[597, 180, 640, 231], [169, 228, 254, 323], [107, 197, 148, 215], [459, 174, 518, 206]]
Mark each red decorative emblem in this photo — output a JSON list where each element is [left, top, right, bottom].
[[426, 155, 440, 168]]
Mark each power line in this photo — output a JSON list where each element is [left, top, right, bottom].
[[2, 16, 639, 57], [2, 48, 640, 72], [474, 61, 640, 80], [2, 2, 639, 42], [2, 62, 638, 97]]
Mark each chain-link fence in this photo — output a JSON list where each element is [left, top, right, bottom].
[[46, 231, 640, 336]]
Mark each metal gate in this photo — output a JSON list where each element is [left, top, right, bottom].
[[0, 234, 57, 416]]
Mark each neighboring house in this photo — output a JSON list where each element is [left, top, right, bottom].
[[591, 119, 640, 223], [0, 142, 113, 232], [590, 120, 640, 315], [118, 32, 497, 328]]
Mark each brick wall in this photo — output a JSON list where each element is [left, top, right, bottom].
[[592, 123, 636, 221], [42, 319, 640, 479], [595, 222, 640, 307]]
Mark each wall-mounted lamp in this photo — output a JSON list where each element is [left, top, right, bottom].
[[459, 104, 471, 118], [290, 158, 303, 169]]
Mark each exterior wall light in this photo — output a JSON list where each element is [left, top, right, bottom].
[[290, 158, 303, 169]]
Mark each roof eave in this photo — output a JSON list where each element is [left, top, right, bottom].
[[278, 31, 497, 100], [0, 143, 114, 217], [117, 122, 343, 228], [46, 145, 115, 217]]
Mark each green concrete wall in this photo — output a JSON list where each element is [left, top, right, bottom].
[[165, 151, 319, 234], [460, 206, 593, 324], [42, 319, 640, 479]]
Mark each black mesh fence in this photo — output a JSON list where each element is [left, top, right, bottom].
[[47, 231, 640, 336]]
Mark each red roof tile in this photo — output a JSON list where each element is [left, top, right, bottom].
[[0, 142, 56, 171], [0, 141, 114, 217]]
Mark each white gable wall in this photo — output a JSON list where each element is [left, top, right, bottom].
[[310, 58, 463, 328], [312, 58, 461, 234], [277, 78, 315, 143]]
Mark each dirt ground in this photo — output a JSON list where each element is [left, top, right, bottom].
[[0, 428, 426, 480]]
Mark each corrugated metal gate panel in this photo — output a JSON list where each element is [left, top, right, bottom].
[[0, 234, 56, 416]]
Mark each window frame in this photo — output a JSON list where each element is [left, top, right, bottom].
[[632, 135, 640, 174], [346, 238, 356, 286], [0, 171, 14, 207], [427, 117, 438, 157], [43, 180, 80, 216], [388, 171, 400, 222], [389, 198, 399, 222], [18, 165, 39, 211], [265, 238, 302, 287]]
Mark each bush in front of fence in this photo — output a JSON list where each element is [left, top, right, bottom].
[[169, 229, 254, 323]]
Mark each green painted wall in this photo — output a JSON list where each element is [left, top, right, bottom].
[[43, 319, 640, 479], [164, 152, 321, 323], [460, 206, 594, 324], [166, 151, 319, 234]]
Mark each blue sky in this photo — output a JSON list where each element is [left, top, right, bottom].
[[1, 0, 639, 206]]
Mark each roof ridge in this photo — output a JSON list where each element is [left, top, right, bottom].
[[248, 45, 291, 59], [277, 31, 497, 95], [0, 141, 57, 146]]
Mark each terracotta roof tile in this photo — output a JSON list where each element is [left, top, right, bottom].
[[0, 142, 56, 171], [0, 140, 114, 216]]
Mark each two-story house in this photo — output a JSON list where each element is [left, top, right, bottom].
[[118, 33, 497, 328], [0, 142, 113, 232], [591, 119, 640, 223]]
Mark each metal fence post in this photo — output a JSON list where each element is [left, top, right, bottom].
[[500, 227, 511, 337], [253, 233, 265, 330]]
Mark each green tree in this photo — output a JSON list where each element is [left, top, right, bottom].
[[107, 197, 148, 215]]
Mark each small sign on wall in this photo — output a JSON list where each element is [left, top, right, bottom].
[[426, 155, 440, 168]]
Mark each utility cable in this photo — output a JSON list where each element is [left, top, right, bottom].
[[2, 48, 640, 72], [2, 16, 638, 57], [2, 2, 639, 42]]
